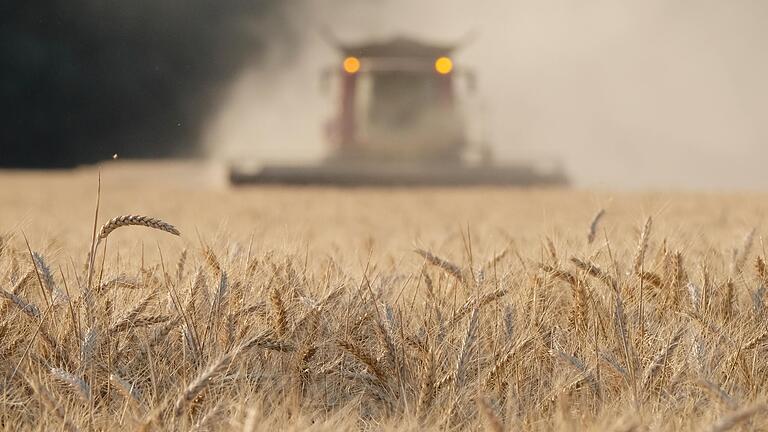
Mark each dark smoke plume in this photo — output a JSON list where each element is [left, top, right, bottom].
[[0, 0, 292, 167]]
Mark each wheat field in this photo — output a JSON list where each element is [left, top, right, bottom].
[[2, 163, 768, 431]]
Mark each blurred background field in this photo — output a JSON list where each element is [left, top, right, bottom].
[[2, 161, 765, 264]]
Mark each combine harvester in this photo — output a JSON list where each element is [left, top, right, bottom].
[[229, 36, 568, 186]]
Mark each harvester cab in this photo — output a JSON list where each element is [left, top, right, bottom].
[[324, 37, 477, 164], [229, 36, 568, 186]]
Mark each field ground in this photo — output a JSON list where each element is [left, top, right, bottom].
[[2, 161, 768, 430]]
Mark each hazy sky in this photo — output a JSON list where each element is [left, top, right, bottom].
[[204, 0, 768, 190]]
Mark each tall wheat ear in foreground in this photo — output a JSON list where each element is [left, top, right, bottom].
[[4, 203, 768, 431], [96, 215, 181, 244]]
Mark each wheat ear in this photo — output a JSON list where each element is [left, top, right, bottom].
[[477, 397, 504, 432], [110, 372, 141, 405], [270, 287, 288, 337], [571, 257, 619, 292], [632, 217, 653, 274], [485, 337, 533, 388], [27, 376, 80, 432], [337, 339, 388, 385], [587, 209, 606, 244], [97, 215, 180, 245], [709, 402, 766, 432], [0, 288, 40, 318], [50, 367, 91, 402], [454, 307, 480, 389], [415, 248, 466, 284], [174, 350, 237, 417], [449, 288, 508, 327], [416, 348, 436, 417], [641, 328, 683, 391], [109, 290, 157, 334]]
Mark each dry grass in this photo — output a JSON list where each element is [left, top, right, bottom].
[[2, 164, 768, 430]]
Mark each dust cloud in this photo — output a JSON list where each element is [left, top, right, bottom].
[[204, 0, 768, 190]]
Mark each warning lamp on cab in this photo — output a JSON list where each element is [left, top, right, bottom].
[[343, 56, 361, 74], [434, 56, 453, 74]]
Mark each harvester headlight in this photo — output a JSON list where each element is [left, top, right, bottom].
[[343, 56, 361, 74], [435, 56, 453, 74]]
